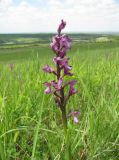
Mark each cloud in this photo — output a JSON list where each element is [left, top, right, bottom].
[[0, 0, 13, 11], [0, 0, 12, 7], [0, 0, 119, 33], [0, 0, 13, 12]]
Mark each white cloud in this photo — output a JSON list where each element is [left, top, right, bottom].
[[0, 0, 13, 13], [0, 0, 12, 7], [0, 0, 119, 33]]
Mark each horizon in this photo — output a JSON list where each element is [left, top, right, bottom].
[[0, 31, 119, 35]]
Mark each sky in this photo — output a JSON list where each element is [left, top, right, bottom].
[[0, 0, 119, 33]]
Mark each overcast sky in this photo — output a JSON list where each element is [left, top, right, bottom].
[[0, 0, 119, 33]]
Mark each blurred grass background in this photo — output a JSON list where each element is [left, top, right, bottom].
[[0, 34, 119, 159]]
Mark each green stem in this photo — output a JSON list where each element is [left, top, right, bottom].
[[56, 56, 71, 159], [61, 107, 71, 160], [61, 107, 67, 136]]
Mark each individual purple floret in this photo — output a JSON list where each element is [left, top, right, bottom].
[[70, 111, 80, 123], [43, 65, 54, 73], [69, 80, 78, 96], [50, 36, 59, 53], [57, 19, 66, 36], [57, 78, 63, 90], [44, 82, 52, 94], [43, 20, 78, 127], [53, 57, 72, 76]]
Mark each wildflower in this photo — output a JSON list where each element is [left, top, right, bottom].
[[43, 19, 78, 102], [43, 19, 79, 158]]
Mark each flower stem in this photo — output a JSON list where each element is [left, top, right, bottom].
[[61, 106, 67, 136], [61, 107, 71, 160], [56, 53, 71, 159]]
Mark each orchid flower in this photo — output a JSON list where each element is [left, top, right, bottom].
[[43, 19, 78, 118], [43, 19, 79, 159]]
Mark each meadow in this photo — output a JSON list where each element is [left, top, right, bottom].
[[0, 34, 119, 160]]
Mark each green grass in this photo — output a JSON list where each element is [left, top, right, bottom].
[[0, 39, 119, 159]]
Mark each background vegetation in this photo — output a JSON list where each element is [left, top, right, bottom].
[[0, 33, 119, 160]]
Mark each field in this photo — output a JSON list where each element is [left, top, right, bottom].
[[0, 33, 119, 160]]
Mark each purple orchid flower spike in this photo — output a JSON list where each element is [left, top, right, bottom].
[[43, 19, 78, 158], [43, 19, 78, 113], [57, 19, 66, 36]]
